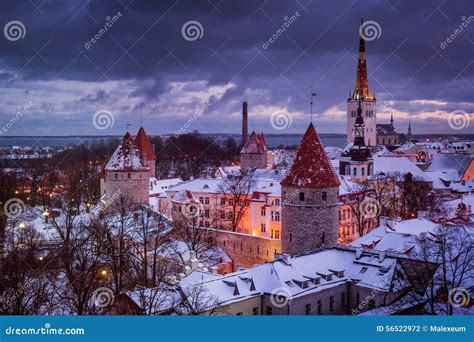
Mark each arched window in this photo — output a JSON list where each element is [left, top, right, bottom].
[[361, 168, 365, 176], [299, 192, 305, 201], [345, 165, 350, 175], [353, 168, 357, 176]]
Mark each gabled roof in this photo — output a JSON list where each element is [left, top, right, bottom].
[[426, 153, 473, 180], [105, 132, 150, 171], [240, 131, 267, 154], [134, 127, 156, 161], [376, 123, 397, 136], [281, 123, 340, 189]]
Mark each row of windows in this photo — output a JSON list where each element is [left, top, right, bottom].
[[339, 208, 351, 220], [261, 207, 280, 221], [223, 240, 279, 255], [350, 110, 375, 117], [339, 225, 357, 236], [351, 128, 373, 132], [298, 191, 327, 202], [186, 196, 282, 208], [345, 165, 372, 177], [239, 292, 377, 315]]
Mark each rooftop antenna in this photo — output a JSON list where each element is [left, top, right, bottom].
[[310, 85, 317, 123]]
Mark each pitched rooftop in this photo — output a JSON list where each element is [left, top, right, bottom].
[[240, 131, 267, 154], [134, 126, 156, 161], [105, 132, 150, 171], [281, 123, 340, 189]]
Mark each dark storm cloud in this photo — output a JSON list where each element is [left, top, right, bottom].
[[0, 0, 472, 135]]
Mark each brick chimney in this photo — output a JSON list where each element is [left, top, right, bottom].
[[242, 101, 248, 145]]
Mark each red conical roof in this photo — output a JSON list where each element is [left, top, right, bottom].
[[134, 127, 156, 161], [281, 123, 340, 189]]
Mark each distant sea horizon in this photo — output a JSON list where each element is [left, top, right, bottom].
[[0, 133, 472, 149]]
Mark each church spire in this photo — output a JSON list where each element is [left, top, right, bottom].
[[353, 17, 373, 100], [390, 113, 394, 126], [407, 120, 413, 142]]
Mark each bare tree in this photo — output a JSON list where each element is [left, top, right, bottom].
[[0, 223, 55, 315], [393, 223, 473, 315], [218, 171, 255, 232], [176, 284, 228, 315]]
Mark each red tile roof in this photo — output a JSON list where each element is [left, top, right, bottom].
[[281, 123, 340, 189], [134, 127, 156, 161], [240, 131, 267, 154]]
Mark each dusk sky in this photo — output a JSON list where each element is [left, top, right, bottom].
[[0, 0, 473, 136]]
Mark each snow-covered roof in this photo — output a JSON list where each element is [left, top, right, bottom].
[[426, 153, 473, 180], [105, 132, 149, 171], [240, 131, 267, 154], [350, 218, 440, 254], [168, 177, 281, 198], [373, 156, 430, 181], [179, 246, 401, 309], [149, 177, 182, 196]]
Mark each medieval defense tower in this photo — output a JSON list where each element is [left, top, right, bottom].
[[281, 122, 341, 255]]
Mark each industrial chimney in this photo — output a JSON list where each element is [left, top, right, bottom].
[[242, 101, 248, 145]]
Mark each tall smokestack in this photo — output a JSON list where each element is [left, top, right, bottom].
[[242, 101, 248, 145]]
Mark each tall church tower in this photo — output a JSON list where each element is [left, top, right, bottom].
[[281, 122, 341, 255], [347, 17, 377, 146]]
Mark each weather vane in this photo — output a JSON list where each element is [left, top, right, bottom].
[[310, 85, 317, 123]]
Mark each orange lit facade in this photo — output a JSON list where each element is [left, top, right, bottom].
[[168, 185, 361, 244]]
